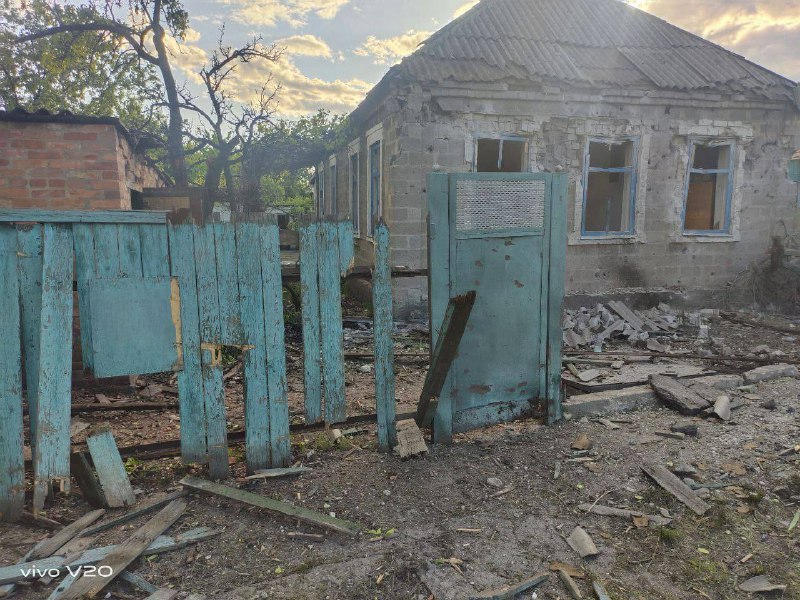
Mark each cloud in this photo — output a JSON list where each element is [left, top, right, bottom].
[[453, 0, 479, 18], [354, 29, 432, 65], [631, 0, 800, 81], [147, 27, 208, 84], [274, 34, 332, 58], [220, 0, 351, 28]]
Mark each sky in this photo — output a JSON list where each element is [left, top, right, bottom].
[[163, 0, 800, 118]]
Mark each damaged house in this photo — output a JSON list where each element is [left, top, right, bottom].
[[317, 0, 800, 316]]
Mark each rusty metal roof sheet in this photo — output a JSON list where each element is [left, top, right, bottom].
[[390, 0, 796, 103]]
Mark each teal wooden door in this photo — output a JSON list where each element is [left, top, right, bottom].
[[428, 172, 567, 441]]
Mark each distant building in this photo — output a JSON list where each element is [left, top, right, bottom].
[[0, 108, 164, 211]]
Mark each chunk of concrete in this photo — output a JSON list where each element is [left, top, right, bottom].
[[743, 363, 799, 384], [565, 385, 658, 418]]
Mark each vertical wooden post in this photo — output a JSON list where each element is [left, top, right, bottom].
[[72, 224, 96, 375], [337, 221, 354, 276], [16, 225, 42, 447], [213, 223, 243, 345], [116, 224, 143, 277], [235, 223, 270, 472], [299, 222, 322, 424], [261, 224, 291, 466], [546, 174, 568, 424], [372, 221, 396, 450], [139, 224, 170, 278], [92, 224, 120, 278], [0, 226, 24, 521], [167, 224, 207, 464], [317, 221, 346, 424], [33, 224, 74, 511]]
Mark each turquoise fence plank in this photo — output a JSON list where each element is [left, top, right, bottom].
[[0, 209, 167, 224], [92, 224, 119, 278], [427, 173, 453, 443], [0, 226, 24, 522], [139, 225, 170, 278], [116, 224, 143, 277], [201, 347, 228, 479], [167, 224, 207, 463], [213, 223, 243, 345], [372, 221, 396, 450], [193, 225, 221, 344], [72, 224, 96, 375], [299, 223, 322, 424], [85, 426, 136, 508], [235, 223, 270, 472], [261, 224, 290, 466], [337, 221, 354, 275], [33, 224, 74, 511], [546, 174, 568, 424], [317, 221, 346, 424], [16, 225, 42, 447]]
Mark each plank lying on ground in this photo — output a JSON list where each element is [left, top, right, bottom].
[[0, 527, 218, 586], [180, 475, 362, 536], [641, 464, 710, 516], [57, 499, 186, 599], [38, 536, 95, 585], [18, 511, 63, 530], [70, 402, 178, 414], [593, 580, 612, 600], [468, 573, 548, 600], [119, 570, 158, 594], [29, 509, 105, 560], [649, 375, 710, 416], [81, 491, 187, 537], [243, 467, 311, 481], [145, 591, 178, 600], [416, 291, 477, 427], [578, 503, 671, 527], [557, 569, 582, 600]]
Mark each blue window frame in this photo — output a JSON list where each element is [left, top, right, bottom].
[[350, 151, 360, 236], [682, 141, 734, 234], [329, 162, 337, 217], [581, 138, 638, 237], [368, 140, 381, 237]]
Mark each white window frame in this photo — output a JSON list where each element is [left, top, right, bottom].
[[316, 161, 325, 217], [366, 124, 383, 239], [681, 139, 735, 236], [328, 154, 337, 217], [348, 139, 360, 237]]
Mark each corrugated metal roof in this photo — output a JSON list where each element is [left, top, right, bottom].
[[390, 0, 796, 103]]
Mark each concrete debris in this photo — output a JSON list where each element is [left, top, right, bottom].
[[743, 363, 799, 384], [566, 526, 599, 558]]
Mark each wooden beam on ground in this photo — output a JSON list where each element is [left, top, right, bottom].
[[180, 475, 362, 536], [243, 467, 311, 481], [469, 573, 549, 600], [57, 499, 187, 599], [28, 509, 105, 561], [416, 291, 477, 427], [81, 491, 187, 537], [641, 464, 710, 516]]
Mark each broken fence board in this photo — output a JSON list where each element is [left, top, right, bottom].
[[416, 291, 477, 427], [469, 573, 548, 600], [70, 452, 107, 509], [545, 173, 567, 424], [649, 375, 710, 416], [0, 226, 24, 522], [373, 221, 396, 450], [213, 223, 243, 345], [72, 224, 96, 375], [33, 223, 74, 511], [29, 509, 105, 561], [201, 347, 228, 479], [180, 475, 362, 536], [235, 223, 271, 472], [81, 491, 187, 537], [0, 527, 218, 586], [641, 464, 710, 516], [119, 570, 158, 594], [86, 426, 136, 508], [47, 572, 78, 600], [299, 222, 322, 424], [57, 499, 187, 600], [337, 220, 354, 276], [261, 224, 291, 467], [244, 467, 310, 480]]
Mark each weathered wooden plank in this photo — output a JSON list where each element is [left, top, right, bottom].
[[118, 570, 158, 594], [72, 224, 96, 374], [469, 573, 549, 600], [416, 291, 477, 428], [0, 209, 168, 224], [641, 464, 710, 516], [116, 224, 143, 277], [299, 222, 322, 424], [86, 426, 136, 508], [317, 221, 346, 424], [592, 581, 612, 600], [201, 347, 228, 479], [33, 224, 74, 512], [92, 224, 120, 278], [139, 225, 170, 278], [244, 467, 311, 480], [235, 223, 271, 472], [337, 220, 354, 275], [167, 224, 207, 463], [56, 499, 187, 600], [180, 476, 361, 536], [193, 225, 221, 344], [649, 375, 710, 416], [0, 527, 218, 586], [70, 452, 107, 509], [545, 173, 567, 424], [0, 226, 24, 522], [47, 572, 78, 600], [28, 509, 105, 561], [213, 223, 243, 345], [81, 491, 187, 537], [16, 225, 42, 446], [372, 221, 396, 450], [261, 224, 291, 466]]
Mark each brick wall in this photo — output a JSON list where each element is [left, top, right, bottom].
[[0, 120, 162, 210]]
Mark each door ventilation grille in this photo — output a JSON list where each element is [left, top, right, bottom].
[[456, 179, 545, 232]]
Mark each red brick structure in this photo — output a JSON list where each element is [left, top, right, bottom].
[[0, 109, 164, 209]]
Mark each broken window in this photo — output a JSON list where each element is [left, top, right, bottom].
[[582, 139, 636, 235], [683, 142, 733, 233], [475, 137, 526, 172]]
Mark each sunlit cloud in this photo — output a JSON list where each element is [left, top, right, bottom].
[[275, 34, 332, 58], [354, 29, 432, 65], [453, 0, 479, 18], [219, 0, 352, 28]]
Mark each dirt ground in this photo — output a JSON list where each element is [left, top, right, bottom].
[[1, 316, 799, 600]]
